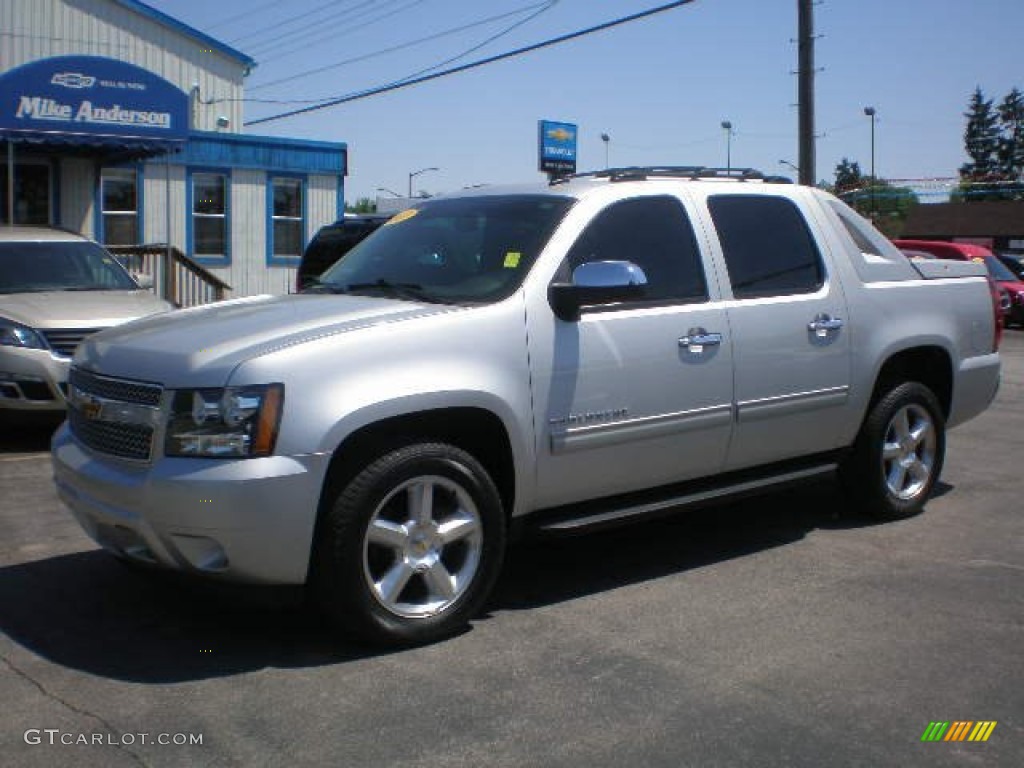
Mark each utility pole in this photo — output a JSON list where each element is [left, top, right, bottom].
[[797, 0, 815, 186]]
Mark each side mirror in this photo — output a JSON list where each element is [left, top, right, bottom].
[[134, 273, 154, 290], [548, 260, 648, 322]]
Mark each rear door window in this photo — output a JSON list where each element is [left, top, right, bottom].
[[708, 195, 824, 299]]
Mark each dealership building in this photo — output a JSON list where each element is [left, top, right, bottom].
[[0, 0, 348, 298]]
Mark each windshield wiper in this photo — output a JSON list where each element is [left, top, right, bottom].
[[344, 280, 449, 304]]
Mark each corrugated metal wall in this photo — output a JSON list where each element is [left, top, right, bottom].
[[0, 0, 247, 130], [58, 157, 94, 236], [141, 160, 185, 250], [137, 166, 339, 297]]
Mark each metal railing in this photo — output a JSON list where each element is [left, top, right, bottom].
[[106, 244, 231, 308]]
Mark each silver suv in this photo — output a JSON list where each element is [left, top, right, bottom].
[[0, 227, 173, 413], [51, 167, 1001, 646]]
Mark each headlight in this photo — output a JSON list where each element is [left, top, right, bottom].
[[165, 384, 284, 458], [0, 316, 47, 349]]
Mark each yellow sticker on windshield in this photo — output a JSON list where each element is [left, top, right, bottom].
[[385, 208, 418, 226], [503, 251, 521, 268]]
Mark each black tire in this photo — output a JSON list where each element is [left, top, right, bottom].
[[840, 382, 945, 520], [312, 442, 505, 646]]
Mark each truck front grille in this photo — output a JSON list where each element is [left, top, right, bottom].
[[69, 368, 162, 407], [41, 328, 101, 358], [68, 411, 154, 461], [67, 367, 164, 461]]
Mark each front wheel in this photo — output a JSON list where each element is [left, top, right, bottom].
[[312, 443, 506, 646], [840, 382, 946, 520]]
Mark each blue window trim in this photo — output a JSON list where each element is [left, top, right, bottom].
[[266, 173, 307, 267], [94, 164, 144, 245], [186, 167, 232, 267]]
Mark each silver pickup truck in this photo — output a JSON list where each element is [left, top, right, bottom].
[[52, 167, 1002, 646]]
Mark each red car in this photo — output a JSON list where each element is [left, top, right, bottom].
[[894, 239, 1024, 328]]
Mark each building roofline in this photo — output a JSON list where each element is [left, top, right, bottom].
[[110, 0, 257, 70], [188, 129, 346, 151]]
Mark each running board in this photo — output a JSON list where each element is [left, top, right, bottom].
[[532, 461, 839, 535]]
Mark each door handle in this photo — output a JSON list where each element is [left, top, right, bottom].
[[679, 328, 722, 351], [808, 314, 843, 337]]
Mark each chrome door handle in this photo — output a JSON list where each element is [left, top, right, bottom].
[[679, 328, 722, 350], [808, 314, 843, 336]]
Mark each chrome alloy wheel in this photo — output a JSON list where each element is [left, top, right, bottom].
[[881, 403, 937, 501], [362, 475, 484, 619]]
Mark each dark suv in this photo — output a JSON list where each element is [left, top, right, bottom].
[[296, 214, 391, 291]]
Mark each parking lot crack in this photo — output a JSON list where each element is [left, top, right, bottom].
[[2, 654, 150, 767]]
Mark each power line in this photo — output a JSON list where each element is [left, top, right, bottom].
[[388, 1, 559, 86], [203, 0, 286, 32], [229, 0, 374, 48], [247, 1, 430, 63], [247, 2, 557, 97], [245, 0, 698, 127]]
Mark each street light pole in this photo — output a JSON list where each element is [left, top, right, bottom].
[[721, 121, 733, 173], [376, 187, 402, 198], [779, 159, 800, 176], [408, 166, 439, 198], [600, 133, 610, 169], [864, 106, 876, 217]]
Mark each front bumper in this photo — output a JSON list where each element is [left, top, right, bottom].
[[51, 423, 331, 584], [0, 346, 70, 411]]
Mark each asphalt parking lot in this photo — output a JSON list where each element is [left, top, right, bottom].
[[1, 334, 1021, 768]]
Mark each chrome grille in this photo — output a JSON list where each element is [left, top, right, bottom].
[[67, 368, 163, 461], [69, 410, 153, 461], [41, 328, 101, 358], [69, 367, 162, 406]]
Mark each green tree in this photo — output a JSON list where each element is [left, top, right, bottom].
[[345, 197, 377, 214], [960, 86, 1001, 180], [839, 179, 919, 237], [997, 87, 1024, 177], [833, 157, 863, 194]]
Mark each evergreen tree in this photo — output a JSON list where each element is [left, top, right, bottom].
[[997, 87, 1024, 177], [960, 86, 1000, 180], [833, 157, 863, 194]]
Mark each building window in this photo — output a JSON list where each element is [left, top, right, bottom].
[[271, 177, 304, 260], [101, 168, 138, 245], [193, 172, 227, 258], [1, 162, 52, 225]]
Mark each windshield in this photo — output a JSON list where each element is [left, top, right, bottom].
[[312, 194, 574, 304], [984, 255, 1018, 282], [0, 241, 140, 293]]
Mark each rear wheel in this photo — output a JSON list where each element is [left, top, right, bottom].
[[313, 442, 505, 646], [840, 382, 945, 520]]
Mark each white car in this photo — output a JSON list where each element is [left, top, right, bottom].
[[0, 227, 174, 413]]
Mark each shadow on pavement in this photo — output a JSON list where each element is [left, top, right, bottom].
[[0, 477, 927, 684], [0, 413, 65, 453]]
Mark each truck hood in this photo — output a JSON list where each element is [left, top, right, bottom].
[[74, 293, 457, 387], [0, 290, 173, 328]]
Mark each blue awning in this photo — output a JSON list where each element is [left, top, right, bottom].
[[1, 129, 184, 158]]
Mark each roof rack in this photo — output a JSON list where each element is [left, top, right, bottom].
[[550, 166, 794, 186]]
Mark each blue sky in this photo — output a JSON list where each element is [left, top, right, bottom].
[[150, 0, 1022, 205]]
